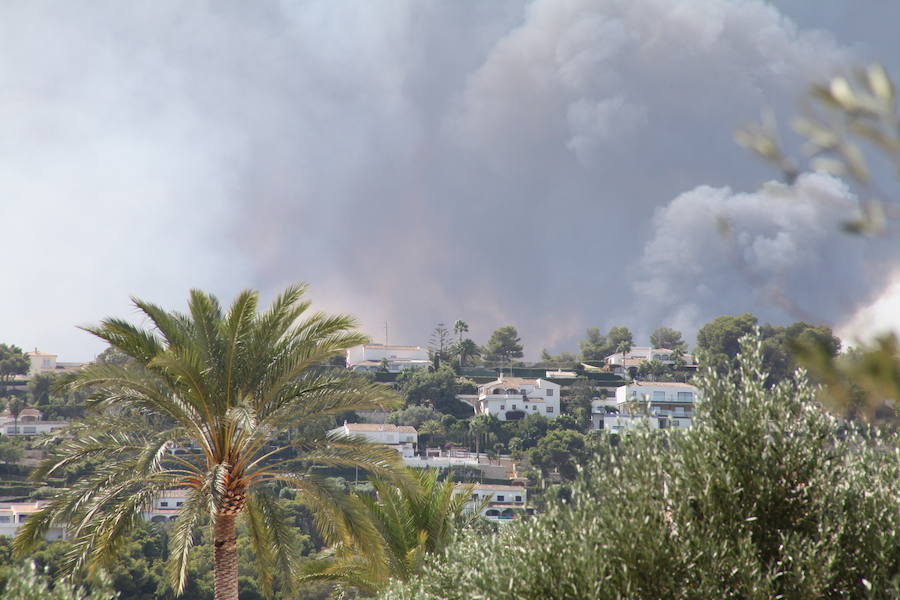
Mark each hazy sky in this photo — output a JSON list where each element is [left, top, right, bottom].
[[3, 0, 899, 361]]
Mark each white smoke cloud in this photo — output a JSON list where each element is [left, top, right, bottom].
[[835, 270, 900, 346]]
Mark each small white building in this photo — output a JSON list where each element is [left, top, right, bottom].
[[462, 376, 561, 421], [615, 381, 699, 419], [454, 483, 528, 521], [591, 412, 692, 432], [329, 423, 418, 458], [0, 502, 67, 540], [25, 350, 86, 377], [0, 408, 68, 436], [346, 344, 430, 373], [144, 489, 191, 523]]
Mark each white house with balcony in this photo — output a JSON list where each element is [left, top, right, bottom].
[[454, 483, 528, 521], [328, 423, 418, 458], [591, 412, 692, 432], [615, 381, 699, 420], [460, 376, 561, 421], [346, 344, 430, 373], [0, 408, 68, 436]]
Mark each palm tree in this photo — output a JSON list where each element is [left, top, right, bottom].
[[302, 468, 481, 595], [468, 413, 494, 459], [453, 321, 469, 368], [455, 339, 481, 368], [13, 285, 403, 600], [617, 340, 633, 366]]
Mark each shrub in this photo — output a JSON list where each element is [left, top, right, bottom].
[[380, 335, 900, 599]]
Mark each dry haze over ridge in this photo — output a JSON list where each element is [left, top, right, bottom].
[[3, 0, 900, 361]]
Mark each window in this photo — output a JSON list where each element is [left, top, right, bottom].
[[18, 515, 27, 523], [532, 405, 537, 410], [23, 426, 35, 434], [546, 406, 554, 413], [512, 405, 516, 410], [0, 516, 10, 523], [176, 502, 183, 507], [42, 359, 51, 369], [677, 391, 694, 402], [6, 427, 16, 434], [653, 391, 666, 402], [160, 501, 169, 507], [515, 495, 522, 502], [546, 389, 554, 396], [471, 494, 478, 502], [500, 405, 505, 410], [496, 495, 504, 502]]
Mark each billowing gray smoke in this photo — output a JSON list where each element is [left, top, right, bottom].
[[633, 174, 892, 340], [0, 0, 896, 360]]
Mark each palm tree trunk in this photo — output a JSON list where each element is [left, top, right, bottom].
[[213, 514, 239, 600]]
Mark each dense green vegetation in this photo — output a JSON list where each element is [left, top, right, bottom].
[[301, 469, 477, 596], [379, 337, 900, 599]]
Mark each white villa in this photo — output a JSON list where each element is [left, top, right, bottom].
[[589, 381, 698, 431], [26, 350, 86, 377], [459, 376, 561, 421], [454, 482, 528, 521], [616, 381, 699, 418], [329, 422, 418, 458], [346, 344, 430, 373], [0, 408, 68, 436], [605, 347, 695, 375]]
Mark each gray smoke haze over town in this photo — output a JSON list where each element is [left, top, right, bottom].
[[2, 0, 900, 361]]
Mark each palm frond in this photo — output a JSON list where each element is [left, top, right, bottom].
[[245, 490, 299, 599], [166, 487, 210, 594]]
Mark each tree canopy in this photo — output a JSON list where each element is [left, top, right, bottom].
[[697, 314, 840, 384], [0, 344, 28, 393], [482, 326, 523, 365], [649, 327, 685, 350]]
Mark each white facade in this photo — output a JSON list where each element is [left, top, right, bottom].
[[26, 350, 57, 375], [346, 344, 430, 373], [145, 489, 191, 523], [0, 502, 67, 540], [329, 423, 418, 458], [465, 376, 561, 421], [0, 408, 68, 436], [454, 483, 527, 521], [615, 382, 699, 419], [0, 491, 195, 538], [591, 412, 692, 432], [25, 350, 86, 377]]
